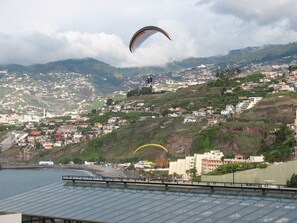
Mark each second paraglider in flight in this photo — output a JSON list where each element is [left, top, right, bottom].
[[134, 143, 169, 155]]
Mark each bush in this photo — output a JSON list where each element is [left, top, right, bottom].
[[0, 124, 6, 132], [263, 125, 295, 162], [287, 173, 297, 188], [60, 158, 72, 165], [208, 162, 268, 175], [73, 157, 83, 164], [127, 86, 153, 97]]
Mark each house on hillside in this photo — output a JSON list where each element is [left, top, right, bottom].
[[29, 130, 41, 136], [57, 125, 77, 134], [42, 142, 53, 150], [168, 113, 180, 118], [118, 119, 129, 127], [107, 117, 118, 124], [183, 115, 197, 123], [94, 122, 103, 129], [78, 123, 89, 128], [221, 104, 235, 116], [193, 109, 206, 117], [73, 132, 83, 142], [53, 141, 62, 147], [25, 123, 35, 129], [112, 105, 122, 112], [248, 155, 264, 162]]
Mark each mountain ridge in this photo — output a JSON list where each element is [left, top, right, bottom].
[[1, 42, 297, 95], [2, 42, 297, 71]]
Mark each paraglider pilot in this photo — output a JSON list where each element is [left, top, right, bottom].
[[147, 75, 153, 85]]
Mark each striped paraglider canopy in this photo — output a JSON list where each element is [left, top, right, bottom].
[[129, 26, 171, 52]]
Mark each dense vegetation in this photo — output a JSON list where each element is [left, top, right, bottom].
[[208, 162, 268, 175], [260, 125, 295, 162], [0, 124, 6, 132], [127, 86, 153, 97]]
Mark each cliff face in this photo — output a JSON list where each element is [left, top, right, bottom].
[[165, 135, 194, 156]]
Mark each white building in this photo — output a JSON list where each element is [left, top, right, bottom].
[[21, 115, 40, 123], [236, 97, 262, 113], [169, 150, 224, 178], [38, 160, 54, 166], [246, 97, 262, 110], [221, 105, 235, 116], [84, 161, 96, 165], [183, 115, 197, 123], [193, 110, 206, 117], [169, 156, 195, 178], [198, 150, 224, 174], [279, 84, 294, 92], [169, 150, 265, 178], [248, 155, 264, 163]]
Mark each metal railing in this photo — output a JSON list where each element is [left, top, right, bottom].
[[62, 175, 297, 193]]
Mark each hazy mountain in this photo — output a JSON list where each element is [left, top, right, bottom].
[[1, 42, 297, 94], [168, 42, 297, 69], [0, 58, 125, 94]]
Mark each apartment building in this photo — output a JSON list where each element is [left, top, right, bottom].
[[169, 150, 264, 178]]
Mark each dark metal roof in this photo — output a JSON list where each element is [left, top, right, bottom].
[[1, 181, 297, 223]]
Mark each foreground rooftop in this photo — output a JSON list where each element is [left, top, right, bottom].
[[1, 176, 297, 222]]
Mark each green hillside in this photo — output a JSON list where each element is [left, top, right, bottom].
[[32, 73, 297, 164], [144, 73, 267, 113]]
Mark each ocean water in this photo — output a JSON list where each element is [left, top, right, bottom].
[[0, 168, 93, 199]]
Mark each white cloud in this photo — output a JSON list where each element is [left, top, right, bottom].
[[0, 31, 129, 65], [204, 0, 297, 30], [0, 0, 297, 67]]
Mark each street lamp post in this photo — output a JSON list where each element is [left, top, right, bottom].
[[232, 169, 235, 185]]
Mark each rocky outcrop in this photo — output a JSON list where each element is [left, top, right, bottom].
[[165, 135, 194, 156]]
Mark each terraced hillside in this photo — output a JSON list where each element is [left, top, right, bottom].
[[30, 76, 297, 164]]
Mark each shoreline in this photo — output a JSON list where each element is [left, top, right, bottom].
[[0, 163, 132, 178]]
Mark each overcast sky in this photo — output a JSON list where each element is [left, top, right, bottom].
[[0, 0, 297, 67]]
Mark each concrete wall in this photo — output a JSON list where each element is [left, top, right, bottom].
[[202, 160, 297, 185], [0, 213, 21, 223]]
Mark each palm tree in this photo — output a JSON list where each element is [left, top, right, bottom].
[[287, 173, 297, 188]]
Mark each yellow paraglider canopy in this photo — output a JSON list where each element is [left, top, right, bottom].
[[134, 144, 169, 155]]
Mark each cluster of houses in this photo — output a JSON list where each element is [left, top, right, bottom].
[[0, 100, 158, 156], [0, 113, 129, 157], [182, 70, 297, 126], [0, 72, 98, 116]]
